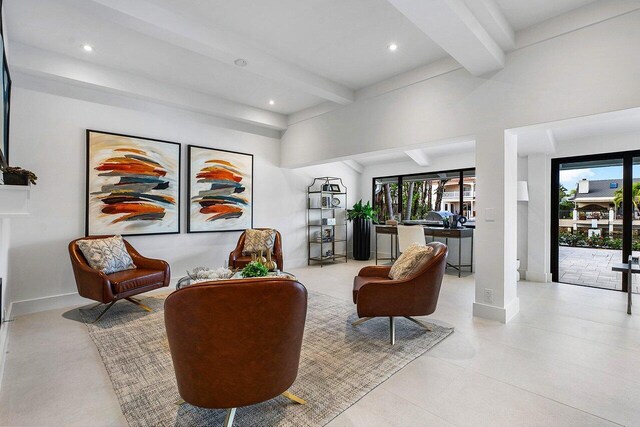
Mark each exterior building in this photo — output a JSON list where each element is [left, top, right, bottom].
[[562, 178, 640, 236], [442, 177, 476, 219]]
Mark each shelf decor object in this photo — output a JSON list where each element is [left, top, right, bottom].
[[187, 145, 253, 233], [85, 130, 181, 236], [307, 177, 348, 267]]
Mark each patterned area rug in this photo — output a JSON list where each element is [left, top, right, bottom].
[[81, 291, 453, 427]]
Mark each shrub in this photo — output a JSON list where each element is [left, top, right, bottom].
[[559, 231, 623, 250]]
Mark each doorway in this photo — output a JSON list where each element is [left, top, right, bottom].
[[551, 151, 640, 293]]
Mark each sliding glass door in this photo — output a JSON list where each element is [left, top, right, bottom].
[[552, 151, 640, 293]]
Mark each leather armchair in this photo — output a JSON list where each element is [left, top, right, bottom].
[[228, 228, 283, 270], [352, 242, 448, 345], [165, 278, 308, 426], [69, 236, 170, 322]]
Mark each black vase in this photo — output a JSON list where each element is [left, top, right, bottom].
[[352, 217, 371, 261], [2, 173, 28, 186]]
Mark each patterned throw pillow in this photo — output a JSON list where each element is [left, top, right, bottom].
[[77, 235, 137, 275], [388, 243, 434, 280], [242, 229, 276, 255]]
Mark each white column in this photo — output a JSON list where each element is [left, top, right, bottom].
[[526, 154, 552, 282], [473, 130, 519, 323], [608, 208, 614, 234]]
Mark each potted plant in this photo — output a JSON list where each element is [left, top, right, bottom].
[[347, 200, 376, 260], [240, 261, 269, 278], [2, 166, 38, 186]]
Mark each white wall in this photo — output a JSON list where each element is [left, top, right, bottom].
[[6, 86, 360, 315]]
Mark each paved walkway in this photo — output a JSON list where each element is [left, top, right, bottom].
[[559, 246, 639, 293]]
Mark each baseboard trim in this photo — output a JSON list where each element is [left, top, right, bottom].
[[473, 297, 520, 323], [10, 292, 90, 318], [525, 271, 552, 283]]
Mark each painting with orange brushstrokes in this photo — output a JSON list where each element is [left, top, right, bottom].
[[86, 130, 181, 236], [187, 145, 253, 233]]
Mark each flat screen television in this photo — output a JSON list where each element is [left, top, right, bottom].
[[0, 0, 10, 169]]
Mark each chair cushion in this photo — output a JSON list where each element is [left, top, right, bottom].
[[353, 275, 389, 303], [77, 235, 136, 274], [242, 229, 275, 255], [109, 269, 165, 294], [388, 243, 434, 280]]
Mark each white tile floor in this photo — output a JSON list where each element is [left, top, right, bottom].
[[1, 261, 638, 426]]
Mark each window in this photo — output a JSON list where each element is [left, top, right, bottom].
[[372, 168, 475, 223], [372, 176, 399, 223]]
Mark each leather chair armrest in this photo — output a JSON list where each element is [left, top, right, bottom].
[[124, 243, 171, 286], [356, 279, 415, 317], [73, 261, 115, 303], [228, 247, 244, 267], [358, 265, 392, 277]]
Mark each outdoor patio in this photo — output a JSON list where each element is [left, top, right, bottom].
[[559, 246, 640, 293]]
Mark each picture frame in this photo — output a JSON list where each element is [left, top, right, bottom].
[[187, 144, 253, 233], [330, 184, 341, 192], [85, 130, 181, 236]]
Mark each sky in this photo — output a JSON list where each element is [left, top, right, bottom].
[[560, 165, 640, 190]]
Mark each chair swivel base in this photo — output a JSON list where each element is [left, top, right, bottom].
[[82, 297, 153, 323], [174, 390, 306, 427], [351, 316, 433, 345]]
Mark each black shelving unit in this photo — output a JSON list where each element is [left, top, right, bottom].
[[307, 177, 348, 267]]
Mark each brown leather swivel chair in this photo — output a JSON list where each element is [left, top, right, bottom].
[[352, 242, 448, 345], [165, 279, 308, 426], [69, 236, 170, 322], [228, 228, 283, 270]]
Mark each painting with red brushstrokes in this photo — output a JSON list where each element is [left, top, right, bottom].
[[187, 145, 253, 233], [86, 130, 181, 236]]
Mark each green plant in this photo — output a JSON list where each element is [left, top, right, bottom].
[[2, 166, 38, 185], [614, 182, 640, 212], [240, 261, 269, 278], [347, 199, 376, 221]]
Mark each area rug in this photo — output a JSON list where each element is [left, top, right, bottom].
[[81, 291, 453, 427]]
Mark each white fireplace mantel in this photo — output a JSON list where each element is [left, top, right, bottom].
[[0, 185, 31, 216], [0, 184, 31, 387]]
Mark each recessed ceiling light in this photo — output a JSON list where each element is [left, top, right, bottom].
[[388, 43, 398, 52], [234, 58, 247, 67], [269, 100, 275, 106], [82, 44, 93, 52]]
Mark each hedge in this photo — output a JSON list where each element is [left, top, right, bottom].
[[559, 231, 640, 251]]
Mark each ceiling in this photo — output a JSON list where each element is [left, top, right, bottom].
[[516, 107, 640, 156], [495, 0, 597, 30], [352, 139, 475, 167], [5, 0, 619, 130]]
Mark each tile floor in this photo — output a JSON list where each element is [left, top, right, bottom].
[[1, 261, 639, 426], [559, 246, 640, 293]]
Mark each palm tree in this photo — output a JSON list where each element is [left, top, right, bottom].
[[613, 182, 640, 212]]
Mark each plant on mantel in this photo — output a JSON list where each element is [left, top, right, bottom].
[[1, 166, 38, 185]]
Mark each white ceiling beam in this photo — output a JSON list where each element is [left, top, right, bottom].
[[387, 0, 505, 76], [60, 0, 355, 105], [342, 159, 364, 174], [10, 43, 288, 130], [463, 0, 515, 50], [404, 149, 431, 166]]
